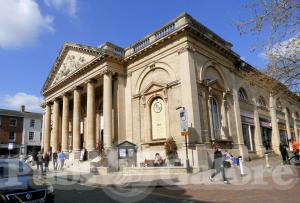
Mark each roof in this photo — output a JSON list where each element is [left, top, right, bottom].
[[0, 108, 42, 118]]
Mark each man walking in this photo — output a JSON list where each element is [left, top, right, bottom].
[[58, 151, 65, 171], [52, 151, 58, 171], [209, 145, 230, 184]]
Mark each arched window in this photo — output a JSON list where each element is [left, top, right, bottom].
[[276, 98, 282, 110], [238, 88, 248, 101], [210, 97, 221, 140], [151, 97, 167, 140], [258, 96, 267, 107]]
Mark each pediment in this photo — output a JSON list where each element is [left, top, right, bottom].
[[42, 42, 101, 93], [141, 82, 166, 95]]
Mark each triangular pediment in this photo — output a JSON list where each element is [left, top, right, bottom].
[[141, 82, 166, 95], [42, 42, 101, 93]]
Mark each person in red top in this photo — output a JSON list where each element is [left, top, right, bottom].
[[291, 139, 300, 160]]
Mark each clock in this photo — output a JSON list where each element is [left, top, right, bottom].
[[153, 101, 162, 113]]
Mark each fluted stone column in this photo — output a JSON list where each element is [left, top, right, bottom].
[[62, 94, 69, 152], [284, 108, 292, 140], [86, 80, 96, 154], [270, 94, 280, 154], [51, 99, 60, 152], [43, 104, 51, 153], [232, 88, 247, 158], [73, 87, 81, 154], [293, 113, 299, 141], [252, 97, 264, 156], [104, 72, 113, 148]]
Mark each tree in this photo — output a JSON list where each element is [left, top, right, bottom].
[[237, 0, 300, 92]]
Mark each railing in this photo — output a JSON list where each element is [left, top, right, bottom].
[[113, 47, 125, 57], [133, 38, 150, 52], [154, 23, 175, 40]]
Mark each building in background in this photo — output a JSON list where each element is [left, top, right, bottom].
[[20, 105, 43, 156], [0, 106, 42, 157]]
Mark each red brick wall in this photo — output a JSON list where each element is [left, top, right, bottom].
[[0, 116, 23, 144]]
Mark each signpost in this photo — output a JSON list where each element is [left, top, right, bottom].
[[178, 107, 190, 171]]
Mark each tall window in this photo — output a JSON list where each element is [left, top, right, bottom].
[[30, 119, 35, 128], [29, 132, 34, 141], [151, 97, 167, 140], [238, 88, 248, 101], [258, 96, 267, 107], [8, 132, 16, 142], [9, 118, 17, 127], [210, 97, 221, 139]]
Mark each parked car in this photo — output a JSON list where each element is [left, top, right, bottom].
[[0, 159, 54, 203]]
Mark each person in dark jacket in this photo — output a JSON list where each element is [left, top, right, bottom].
[[279, 142, 289, 165], [44, 151, 50, 172], [52, 151, 58, 170], [209, 145, 230, 184]]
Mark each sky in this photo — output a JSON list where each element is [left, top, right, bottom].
[[0, 0, 268, 112]]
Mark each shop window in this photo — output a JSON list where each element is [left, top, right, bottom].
[[210, 97, 221, 139], [242, 124, 255, 151]]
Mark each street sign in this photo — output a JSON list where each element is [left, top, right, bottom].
[[8, 143, 13, 150], [180, 108, 188, 136]]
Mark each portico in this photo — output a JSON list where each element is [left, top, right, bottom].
[[42, 42, 124, 160]]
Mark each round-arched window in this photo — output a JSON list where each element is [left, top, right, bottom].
[[151, 98, 167, 140], [258, 96, 267, 107], [238, 88, 248, 101], [210, 97, 221, 140]]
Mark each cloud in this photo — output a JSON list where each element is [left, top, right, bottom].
[[0, 0, 54, 49], [0, 92, 43, 113], [261, 35, 300, 60], [44, 0, 78, 17]]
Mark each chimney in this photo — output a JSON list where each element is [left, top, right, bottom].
[[20, 105, 25, 112]]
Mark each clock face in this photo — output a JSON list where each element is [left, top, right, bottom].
[[153, 101, 162, 113]]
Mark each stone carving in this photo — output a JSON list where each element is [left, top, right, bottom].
[[52, 55, 86, 86]]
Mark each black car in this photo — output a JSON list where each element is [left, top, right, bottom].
[[0, 159, 54, 203]]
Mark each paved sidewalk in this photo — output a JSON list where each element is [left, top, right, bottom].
[[34, 156, 299, 188]]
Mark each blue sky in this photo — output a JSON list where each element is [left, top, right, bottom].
[[0, 0, 267, 112]]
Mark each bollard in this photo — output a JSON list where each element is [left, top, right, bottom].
[[239, 157, 245, 177], [265, 153, 270, 168]]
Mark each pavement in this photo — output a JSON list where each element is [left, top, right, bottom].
[[30, 156, 300, 202]]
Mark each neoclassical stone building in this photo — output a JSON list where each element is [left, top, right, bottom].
[[41, 13, 300, 170]]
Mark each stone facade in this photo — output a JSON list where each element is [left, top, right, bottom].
[[41, 13, 300, 171]]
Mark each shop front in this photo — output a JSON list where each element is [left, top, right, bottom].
[[241, 115, 255, 151], [278, 123, 288, 144], [260, 118, 272, 151]]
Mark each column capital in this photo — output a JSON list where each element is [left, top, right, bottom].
[[72, 86, 84, 92], [101, 67, 114, 76], [85, 78, 97, 84]]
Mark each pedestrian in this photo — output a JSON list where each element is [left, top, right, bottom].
[[36, 151, 44, 173], [291, 139, 300, 161], [279, 142, 289, 164], [52, 151, 58, 171], [44, 151, 50, 172], [58, 151, 65, 171], [209, 145, 230, 184]]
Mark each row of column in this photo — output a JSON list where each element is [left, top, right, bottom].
[[43, 72, 113, 154]]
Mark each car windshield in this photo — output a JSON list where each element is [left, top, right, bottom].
[[0, 160, 33, 178]]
